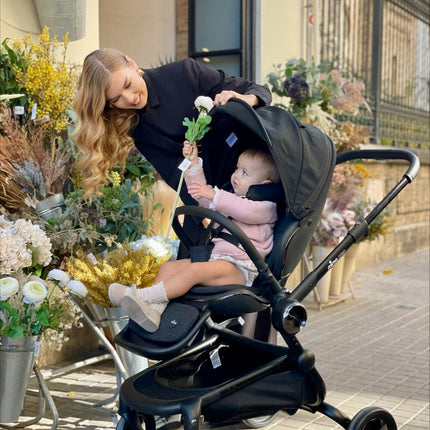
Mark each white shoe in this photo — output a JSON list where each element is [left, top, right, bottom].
[[108, 283, 130, 306], [121, 296, 163, 333]]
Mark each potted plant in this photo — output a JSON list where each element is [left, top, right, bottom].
[[0, 216, 82, 422], [0, 27, 79, 217]]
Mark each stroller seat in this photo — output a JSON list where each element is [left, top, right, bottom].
[[114, 100, 418, 430], [115, 283, 270, 360]]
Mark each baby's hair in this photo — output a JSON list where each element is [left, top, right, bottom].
[[242, 147, 280, 183]]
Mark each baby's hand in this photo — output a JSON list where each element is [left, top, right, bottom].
[[182, 140, 198, 164], [187, 181, 215, 201]]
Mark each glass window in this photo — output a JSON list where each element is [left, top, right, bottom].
[[192, 0, 241, 52], [195, 55, 241, 77]]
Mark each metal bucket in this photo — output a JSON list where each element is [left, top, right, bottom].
[[87, 304, 148, 376], [0, 336, 37, 423], [36, 192, 65, 221]]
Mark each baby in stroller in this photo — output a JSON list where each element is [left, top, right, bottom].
[[109, 141, 280, 333]]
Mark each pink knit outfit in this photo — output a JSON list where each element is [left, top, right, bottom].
[[184, 161, 278, 265]]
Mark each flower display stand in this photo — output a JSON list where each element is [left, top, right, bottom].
[[53, 289, 148, 420], [0, 336, 58, 429], [341, 243, 359, 293], [86, 304, 148, 377], [329, 256, 345, 296], [311, 245, 333, 304], [302, 246, 355, 311]]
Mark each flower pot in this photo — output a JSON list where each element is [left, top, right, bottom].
[[341, 243, 359, 293], [329, 256, 345, 296], [86, 304, 148, 377], [34, 0, 86, 41], [0, 336, 38, 423], [311, 245, 333, 304], [36, 192, 65, 221]]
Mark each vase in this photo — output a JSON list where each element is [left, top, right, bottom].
[[34, 0, 86, 41], [311, 245, 333, 304], [341, 243, 360, 293], [36, 192, 65, 221], [0, 335, 38, 423], [86, 304, 148, 377], [329, 256, 345, 296]]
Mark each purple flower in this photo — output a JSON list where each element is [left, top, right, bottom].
[[283, 74, 309, 100]]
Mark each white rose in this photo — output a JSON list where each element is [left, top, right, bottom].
[[22, 280, 48, 305], [194, 96, 213, 115], [0, 277, 19, 300], [47, 269, 70, 287], [67, 280, 88, 298]]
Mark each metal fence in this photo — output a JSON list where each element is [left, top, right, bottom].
[[319, 0, 429, 148]]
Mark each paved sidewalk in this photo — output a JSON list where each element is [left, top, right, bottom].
[[8, 249, 430, 429]]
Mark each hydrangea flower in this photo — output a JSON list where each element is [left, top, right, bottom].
[[283, 74, 309, 101]]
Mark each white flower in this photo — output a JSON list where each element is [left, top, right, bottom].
[[194, 96, 213, 116], [0, 230, 32, 274], [0, 277, 19, 300], [47, 269, 70, 287], [131, 235, 179, 259], [0, 218, 52, 273], [22, 280, 48, 305], [67, 280, 88, 298]]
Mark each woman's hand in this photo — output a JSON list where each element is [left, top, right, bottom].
[[187, 181, 215, 201], [214, 90, 258, 107]]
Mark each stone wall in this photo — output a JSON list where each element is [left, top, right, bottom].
[[353, 148, 429, 268]]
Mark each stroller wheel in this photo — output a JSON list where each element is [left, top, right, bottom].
[[116, 417, 134, 430], [116, 416, 145, 430], [242, 413, 278, 428], [348, 406, 397, 430]]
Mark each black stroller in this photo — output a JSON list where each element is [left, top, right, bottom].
[[114, 99, 420, 430]]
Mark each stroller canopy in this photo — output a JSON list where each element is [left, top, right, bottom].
[[200, 99, 335, 221]]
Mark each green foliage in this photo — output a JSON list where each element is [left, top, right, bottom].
[[0, 38, 28, 108], [267, 59, 343, 119], [183, 114, 212, 144]]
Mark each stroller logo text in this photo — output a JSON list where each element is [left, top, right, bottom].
[[328, 257, 339, 270]]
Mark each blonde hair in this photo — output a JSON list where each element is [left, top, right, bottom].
[[73, 48, 138, 197]]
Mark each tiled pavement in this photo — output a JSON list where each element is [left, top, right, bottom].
[[4, 249, 429, 430]]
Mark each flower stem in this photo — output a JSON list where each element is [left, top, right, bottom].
[[165, 170, 185, 239]]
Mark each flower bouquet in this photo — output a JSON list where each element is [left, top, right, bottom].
[[0, 216, 82, 349], [65, 235, 179, 307]]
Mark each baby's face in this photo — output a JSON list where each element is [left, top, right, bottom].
[[231, 153, 269, 196]]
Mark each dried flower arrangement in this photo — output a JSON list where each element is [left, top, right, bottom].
[[11, 26, 79, 134], [312, 164, 394, 247], [65, 237, 178, 307], [0, 104, 72, 208], [0, 27, 78, 213]]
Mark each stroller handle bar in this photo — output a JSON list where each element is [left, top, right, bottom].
[[336, 148, 420, 182], [289, 148, 421, 303]]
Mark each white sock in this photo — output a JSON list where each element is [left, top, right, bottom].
[[134, 281, 168, 304]]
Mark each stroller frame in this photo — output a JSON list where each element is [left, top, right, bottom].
[[114, 101, 420, 430]]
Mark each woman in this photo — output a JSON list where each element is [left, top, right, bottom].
[[73, 48, 274, 341], [73, 48, 272, 203]]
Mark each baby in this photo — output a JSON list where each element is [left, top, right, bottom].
[[108, 141, 280, 332]]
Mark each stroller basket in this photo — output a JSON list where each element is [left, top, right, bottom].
[[114, 100, 420, 430]]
